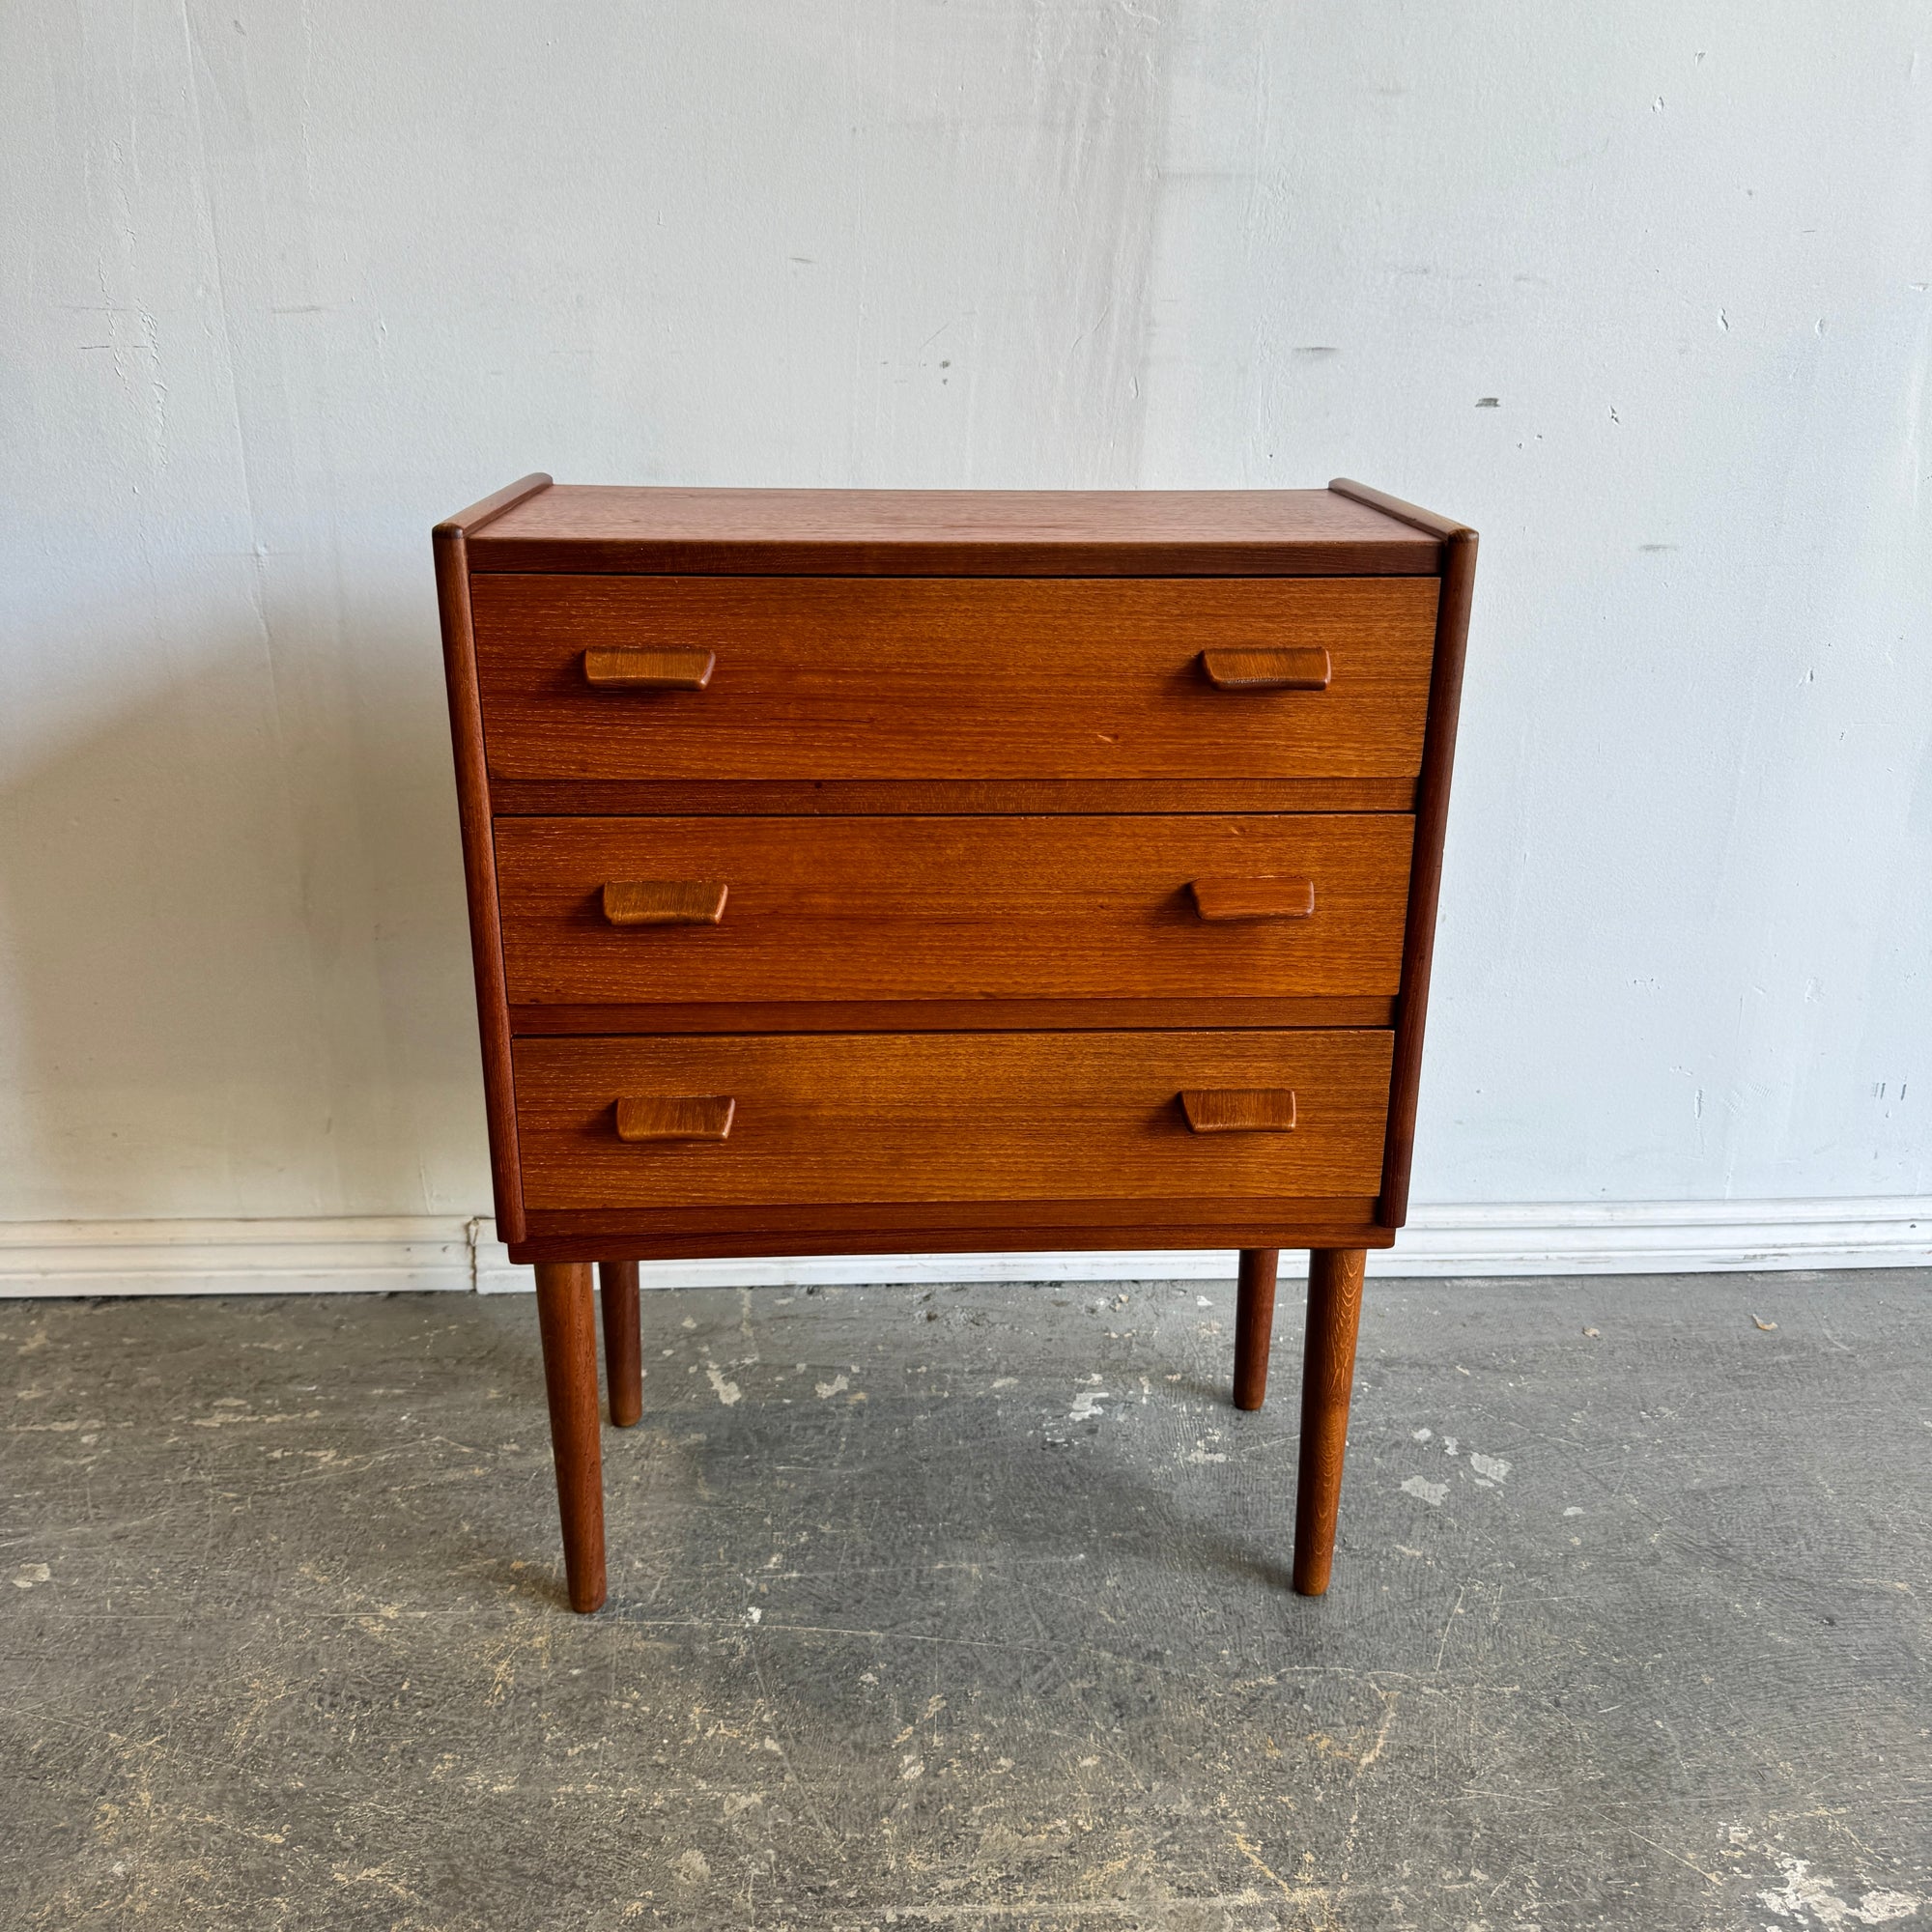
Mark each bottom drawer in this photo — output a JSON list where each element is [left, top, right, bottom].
[[513, 1031, 1393, 1211]]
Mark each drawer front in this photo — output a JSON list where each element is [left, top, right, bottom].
[[497, 813, 1413, 1005], [513, 1030, 1394, 1209], [472, 575, 1438, 782]]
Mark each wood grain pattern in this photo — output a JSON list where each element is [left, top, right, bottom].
[[487, 776, 1420, 816], [508, 996, 1396, 1035], [509, 1213, 1397, 1264], [497, 814, 1411, 1007], [469, 485, 1441, 577], [435, 473, 554, 539], [1378, 522, 1477, 1227], [602, 878, 729, 927], [1233, 1248, 1279, 1410], [514, 1030, 1392, 1210], [598, 1260, 642, 1429], [533, 1262, 606, 1612], [1327, 477, 1467, 542], [1188, 875, 1315, 923], [1293, 1247, 1368, 1596], [614, 1094, 735, 1143], [472, 576, 1439, 782], [432, 524, 526, 1242], [1180, 1088, 1298, 1134]]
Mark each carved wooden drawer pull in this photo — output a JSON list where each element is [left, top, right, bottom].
[[1199, 646, 1331, 691], [582, 646, 716, 690], [602, 880, 729, 926], [1188, 876, 1316, 923], [1179, 1088, 1297, 1134], [614, 1095, 736, 1143]]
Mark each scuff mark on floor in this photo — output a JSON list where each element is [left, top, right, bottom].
[[1757, 1852, 1918, 1925]]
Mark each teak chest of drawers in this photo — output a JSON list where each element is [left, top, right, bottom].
[[436, 478, 1476, 1612]]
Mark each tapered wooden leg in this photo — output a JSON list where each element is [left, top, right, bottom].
[[1233, 1248, 1280, 1410], [598, 1260, 643, 1428], [1293, 1247, 1367, 1597], [533, 1262, 607, 1612]]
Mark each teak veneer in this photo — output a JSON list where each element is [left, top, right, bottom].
[[470, 574, 1438, 782], [436, 478, 1475, 1613], [495, 813, 1413, 1006]]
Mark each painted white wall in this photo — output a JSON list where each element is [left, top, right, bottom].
[[3, 1, 1928, 1231]]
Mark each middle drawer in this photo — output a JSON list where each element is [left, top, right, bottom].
[[496, 813, 1413, 1007]]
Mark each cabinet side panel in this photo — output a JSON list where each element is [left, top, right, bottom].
[[436, 527, 526, 1241], [1378, 530, 1477, 1226]]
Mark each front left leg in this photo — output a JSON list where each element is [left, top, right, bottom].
[[534, 1262, 607, 1612]]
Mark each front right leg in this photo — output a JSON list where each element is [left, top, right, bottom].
[[1292, 1247, 1367, 1596]]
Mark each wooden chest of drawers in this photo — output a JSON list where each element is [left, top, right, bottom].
[[436, 479, 1475, 1611]]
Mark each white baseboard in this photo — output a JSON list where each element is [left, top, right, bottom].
[[0, 1198, 1926, 1297], [0, 1217, 490, 1297]]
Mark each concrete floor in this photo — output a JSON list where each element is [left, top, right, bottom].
[[3, 1271, 1927, 1931]]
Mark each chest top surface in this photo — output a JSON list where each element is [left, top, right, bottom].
[[460, 483, 1443, 577]]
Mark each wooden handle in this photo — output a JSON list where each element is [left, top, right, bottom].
[[583, 646, 716, 690], [1179, 1088, 1297, 1133], [602, 879, 728, 926], [1199, 646, 1331, 691], [614, 1094, 735, 1142], [1188, 876, 1315, 923]]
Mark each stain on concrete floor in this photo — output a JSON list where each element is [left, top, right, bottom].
[[3, 1271, 1928, 1930]]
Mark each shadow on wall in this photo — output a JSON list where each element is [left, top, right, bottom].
[[0, 593, 491, 1220]]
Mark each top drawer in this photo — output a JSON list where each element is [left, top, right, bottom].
[[471, 575, 1439, 783]]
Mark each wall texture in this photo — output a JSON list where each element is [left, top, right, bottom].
[[4, 3, 1928, 1240]]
